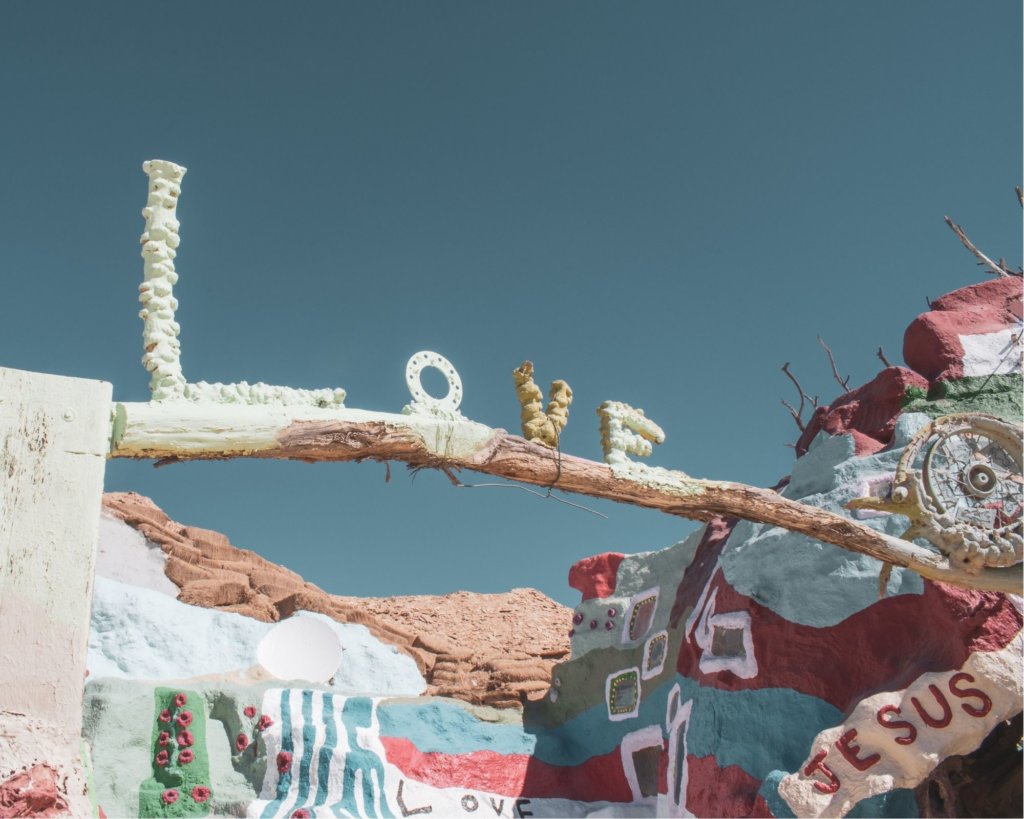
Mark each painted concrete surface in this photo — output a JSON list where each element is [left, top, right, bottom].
[[79, 278, 1022, 817], [721, 413, 930, 628]]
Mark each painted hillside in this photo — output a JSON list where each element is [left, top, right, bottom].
[[69, 275, 1022, 818]]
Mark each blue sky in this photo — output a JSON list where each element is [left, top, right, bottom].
[[1, 1, 1020, 605]]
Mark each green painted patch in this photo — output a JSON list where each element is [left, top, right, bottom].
[[903, 374, 1022, 422], [138, 688, 212, 817], [527, 621, 684, 729]]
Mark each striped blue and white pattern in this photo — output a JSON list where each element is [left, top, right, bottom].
[[249, 689, 394, 819]]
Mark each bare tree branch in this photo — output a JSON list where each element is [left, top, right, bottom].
[[780, 362, 811, 431], [877, 347, 892, 368], [780, 398, 805, 432], [944, 215, 1016, 278], [1015, 186, 1023, 208], [108, 401, 1023, 594], [818, 336, 851, 392]]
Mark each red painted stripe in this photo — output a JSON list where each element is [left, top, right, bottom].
[[685, 755, 773, 818], [676, 568, 1022, 713], [380, 736, 633, 803]]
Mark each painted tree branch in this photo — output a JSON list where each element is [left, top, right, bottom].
[[109, 402, 1022, 595]]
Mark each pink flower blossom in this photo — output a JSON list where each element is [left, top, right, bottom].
[[276, 751, 292, 774], [191, 786, 211, 804], [154, 750, 170, 767], [162, 789, 179, 805], [158, 709, 171, 723], [157, 731, 171, 747], [257, 714, 273, 731], [178, 748, 194, 765], [292, 811, 310, 818], [175, 710, 193, 727], [177, 730, 194, 747], [243, 705, 257, 718], [173, 692, 187, 708], [235, 733, 249, 752]]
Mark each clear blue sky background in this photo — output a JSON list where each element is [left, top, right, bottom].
[[2, 1, 1020, 605]]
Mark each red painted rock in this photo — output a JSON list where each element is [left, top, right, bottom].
[[795, 367, 928, 457], [0, 765, 68, 818], [904, 277, 1022, 384], [568, 552, 625, 601]]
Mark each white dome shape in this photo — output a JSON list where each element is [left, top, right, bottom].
[[256, 615, 343, 683]]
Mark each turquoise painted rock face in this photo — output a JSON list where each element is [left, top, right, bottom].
[[83, 278, 1022, 819]]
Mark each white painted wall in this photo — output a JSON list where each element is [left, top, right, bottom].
[[0, 366, 111, 815]]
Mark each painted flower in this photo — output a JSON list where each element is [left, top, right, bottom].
[[175, 710, 193, 727], [191, 786, 211, 804], [178, 748, 195, 765], [158, 709, 171, 723], [235, 732, 249, 752], [173, 692, 187, 708], [154, 750, 170, 767], [292, 811, 310, 818], [243, 705, 257, 718], [257, 714, 274, 731], [157, 731, 171, 747], [177, 730, 194, 747], [276, 751, 292, 774], [161, 789, 179, 805]]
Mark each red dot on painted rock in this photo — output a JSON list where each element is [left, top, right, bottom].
[[589, 619, 598, 629]]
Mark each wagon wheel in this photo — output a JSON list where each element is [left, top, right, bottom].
[[895, 414, 1024, 571], [922, 419, 1023, 534]]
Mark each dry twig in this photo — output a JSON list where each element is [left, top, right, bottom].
[[780, 362, 806, 431], [877, 347, 892, 368], [818, 336, 851, 392], [944, 215, 1018, 278], [780, 362, 820, 431]]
